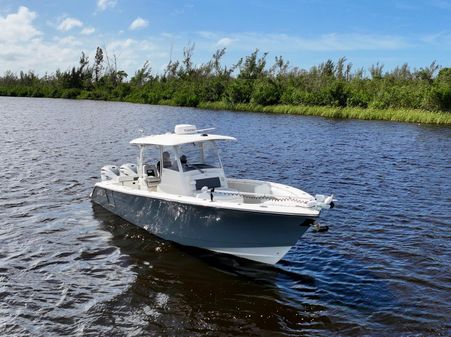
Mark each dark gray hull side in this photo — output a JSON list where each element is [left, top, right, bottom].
[[91, 186, 313, 250]]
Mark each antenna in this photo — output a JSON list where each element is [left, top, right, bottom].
[[196, 127, 215, 133]]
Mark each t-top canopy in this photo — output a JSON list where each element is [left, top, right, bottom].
[[130, 124, 236, 146]]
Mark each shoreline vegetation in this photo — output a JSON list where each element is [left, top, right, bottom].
[[1, 46, 450, 125], [198, 102, 451, 124]]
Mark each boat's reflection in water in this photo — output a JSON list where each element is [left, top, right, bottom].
[[91, 203, 329, 335]]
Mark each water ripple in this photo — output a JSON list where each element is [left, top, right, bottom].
[[0, 97, 450, 336]]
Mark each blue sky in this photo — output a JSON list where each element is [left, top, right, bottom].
[[0, 0, 450, 76]]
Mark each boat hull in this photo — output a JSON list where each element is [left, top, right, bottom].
[[91, 186, 315, 264]]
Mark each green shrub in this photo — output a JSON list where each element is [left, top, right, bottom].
[[112, 83, 131, 99], [31, 88, 44, 97], [280, 87, 315, 105], [346, 93, 369, 108], [173, 84, 200, 107], [251, 79, 280, 105], [426, 86, 451, 111], [60, 88, 81, 99], [224, 79, 253, 104]]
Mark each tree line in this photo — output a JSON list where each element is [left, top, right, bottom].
[[1, 45, 450, 112]]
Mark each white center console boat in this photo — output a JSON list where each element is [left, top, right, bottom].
[[91, 124, 335, 264]]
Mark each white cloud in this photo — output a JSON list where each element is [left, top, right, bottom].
[[0, 8, 165, 76], [196, 32, 409, 52], [0, 7, 94, 74], [57, 17, 83, 32], [0, 6, 41, 43], [97, 0, 117, 11], [420, 31, 451, 47], [197, 31, 216, 39], [0, 8, 436, 79], [216, 37, 235, 47], [103, 37, 170, 74], [107, 38, 136, 50], [0, 34, 88, 74], [311, 33, 408, 51], [55, 36, 83, 47], [81, 27, 96, 35], [129, 17, 149, 30]]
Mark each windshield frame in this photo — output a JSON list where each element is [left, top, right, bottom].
[[175, 140, 223, 172]]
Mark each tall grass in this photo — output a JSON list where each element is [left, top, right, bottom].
[[198, 102, 451, 125]]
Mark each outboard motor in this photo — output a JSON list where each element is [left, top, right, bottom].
[[101, 165, 120, 181], [119, 163, 138, 177]]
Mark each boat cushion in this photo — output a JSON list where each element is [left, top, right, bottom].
[[195, 177, 221, 190]]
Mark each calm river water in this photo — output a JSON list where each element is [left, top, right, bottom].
[[0, 97, 450, 336]]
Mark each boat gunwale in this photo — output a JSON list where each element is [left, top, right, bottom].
[[93, 181, 320, 217]]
